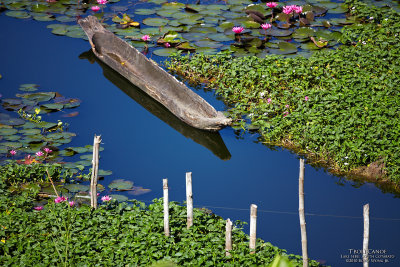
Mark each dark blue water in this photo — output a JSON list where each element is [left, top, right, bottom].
[[1, 15, 399, 266]]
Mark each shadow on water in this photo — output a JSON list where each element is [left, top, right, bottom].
[[79, 49, 231, 161]]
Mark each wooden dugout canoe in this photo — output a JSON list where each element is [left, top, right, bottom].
[[78, 16, 231, 131]]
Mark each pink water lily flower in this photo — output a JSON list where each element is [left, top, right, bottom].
[[266, 2, 278, 8], [69, 201, 75, 207], [55, 196, 67, 203], [282, 6, 293, 14], [232, 26, 244, 34], [10, 150, 17, 156], [34, 206, 43, 211], [101, 195, 112, 202], [141, 35, 150, 41], [294, 5, 303, 14], [44, 147, 52, 153], [261, 23, 272, 30], [164, 42, 171, 48], [97, 0, 107, 4], [91, 6, 100, 12], [36, 151, 44, 157]]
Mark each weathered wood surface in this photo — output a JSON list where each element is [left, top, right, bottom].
[[78, 16, 231, 131]]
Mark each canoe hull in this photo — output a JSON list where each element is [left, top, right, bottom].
[[78, 16, 231, 131]]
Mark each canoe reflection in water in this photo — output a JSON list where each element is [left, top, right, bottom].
[[79, 50, 231, 161]]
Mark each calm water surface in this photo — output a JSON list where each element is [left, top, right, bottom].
[[1, 15, 399, 266]]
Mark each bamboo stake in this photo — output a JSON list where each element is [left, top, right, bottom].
[[163, 178, 170, 237], [299, 158, 308, 267], [225, 219, 233, 256], [45, 169, 60, 198], [363, 204, 370, 267], [249, 204, 257, 254], [186, 172, 193, 229], [90, 135, 101, 209]]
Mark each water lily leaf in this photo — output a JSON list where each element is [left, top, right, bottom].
[[243, 20, 260, 29], [56, 15, 75, 23], [208, 33, 234, 42], [20, 128, 41, 135], [98, 170, 112, 176], [74, 160, 92, 167], [135, 8, 156, 15], [268, 29, 293, 37], [176, 42, 196, 51], [31, 3, 49, 13], [111, 5, 129, 12], [59, 150, 75, 157], [194, 40, 223, 48], [300, 42, 322, 50], [40, 122, 58, 130], [5, 135, 20, 141], [66, 146, 89, 154], [108, 194, 129, 202], [195, 47, 218, 55], [0, 128, 18, 135], [2, 98, 22, 105], [312, 6, 328, 16], [19, 84, 39, 92], [181, 32, 207, 41], [157, 9, 177, 17], [152, 48, 178, 57], [128, 186, 151, 196], [64, 184, 90, 193], [0, 117, 25, 126], [269, 41, 298, 55], [41, 103, 64, 110], [79, 154, 94, 160], [6, 11, 31, 19], [143, 17, 169, 27], [1, 142, 23, 149], [190, 26, 217, 34], [108, 179, 134, 190], [6, 2, 26, 11], [32, 13, 55, 22], [20, 92, 56, 102]]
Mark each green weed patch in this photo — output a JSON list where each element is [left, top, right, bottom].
[[167, 0, 400, 185], [0, 167, 320, 266]]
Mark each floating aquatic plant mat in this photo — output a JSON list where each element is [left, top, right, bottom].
[[0, 83, 150, 203], [167, 0, 400, 187], [3, 0, 399, 57]]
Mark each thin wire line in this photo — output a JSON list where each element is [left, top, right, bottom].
[[134, 199, 400, 221]]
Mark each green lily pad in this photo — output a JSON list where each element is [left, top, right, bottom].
[[0, 118, 25, 126], [195, 47, 218, 55], [135, 9, 156, 15], [64, 183, 90, 193], [270, 42, 298, 55], [4, 135, 20, 141], [143, 17, 169, 27], [41, 103, 64, 110], [32, 13, 55, 22], [243, 20, 261, 29], [19, 92, 56, 102], [66, 146, 89, 154], [59, 150, 75, 157], [79, 154, 94, 160], [152, 48, 178, 57], [1, 142, 23, 149], [98, 170, 112, 176], [208, 33, 234, 42], [19, 84, 39, 92], [19, 128, 41, 135], [108, 179, 134, 190], [0, 128, 18, 135], [6, 11, 31, 19], [108, 194, 129, 202], [268, 29, 293, 37], [56, 15, 76, 23], [195, 40, 223, 48]]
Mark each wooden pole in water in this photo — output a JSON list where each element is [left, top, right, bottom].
[[249, 204, 257, 254], [299, 158, 309, 267], [163, 178, 170, 237], [363, 204, 370, 267], [225, 218, 232, 256], [186, 172, 193, 229], [90, 135, 101, 209]]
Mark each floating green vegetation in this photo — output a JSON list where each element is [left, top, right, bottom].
[[0, 179, 321, 266], [0, 0, 385, 57], [0, 84, 149, 202], [167, 0, 400, 185]]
